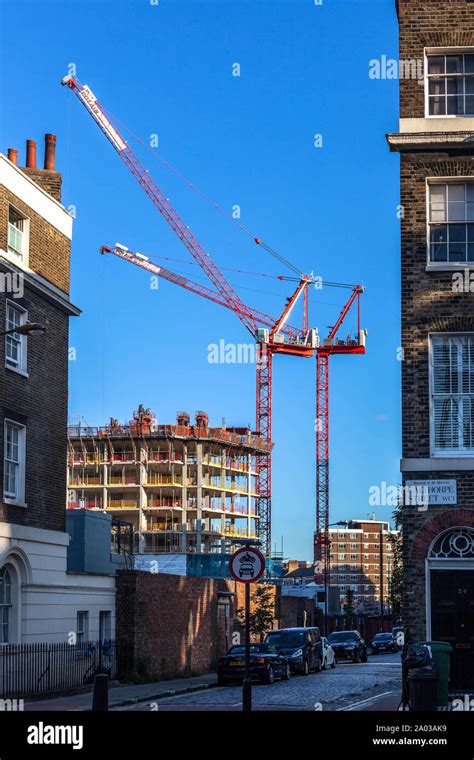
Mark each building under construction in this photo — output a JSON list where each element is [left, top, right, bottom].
[[67, 406, 272, 555]]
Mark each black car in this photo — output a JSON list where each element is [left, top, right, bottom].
[[371, 632, 398, 654], [264, 627, 323, 675], [327, 630, 368, 663], [217, 644, 291, 686]]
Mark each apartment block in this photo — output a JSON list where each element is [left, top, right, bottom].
[[388, 0, 474, 690], [329, 519, 398, 613], [67, 406, 271, 555]]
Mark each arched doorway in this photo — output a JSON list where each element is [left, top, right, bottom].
[[427, 527, 474, 691]]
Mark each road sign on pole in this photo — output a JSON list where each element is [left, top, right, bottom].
[[229, 546, 266, 712], [229, 547, 265, 584]]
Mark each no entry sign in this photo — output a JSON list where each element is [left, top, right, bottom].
[[229, 547, 265, 583]]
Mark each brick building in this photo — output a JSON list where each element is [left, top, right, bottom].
[[329, 519, 398, 613], [387, 0, 474, 689], [0, 136, 115, 642]]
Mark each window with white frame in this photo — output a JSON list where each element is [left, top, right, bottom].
[[7, 206, 27, 260], [431, 335, 474, 454], [0, 568, 12, 644], [3, 421, 26, 503], [99, 611, 112, 642], [428, 182, 474, 264], [76, 611, 89, 644], [427, 52, 474, 116], [5, 303, 27, 373]]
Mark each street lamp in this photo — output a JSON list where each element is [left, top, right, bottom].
[[0, 322, 46, 337]]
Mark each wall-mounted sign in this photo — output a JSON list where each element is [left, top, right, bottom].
[[405, 479, 457, 506]]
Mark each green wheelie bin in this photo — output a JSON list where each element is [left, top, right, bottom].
[[420, 641, 453, 707]]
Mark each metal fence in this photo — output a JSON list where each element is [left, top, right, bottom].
[[0, 640, 132, 700]]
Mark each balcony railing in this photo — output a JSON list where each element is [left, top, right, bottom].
[[108, 477, 140, 486], [67, 498, 104, 510], [69, 476, 103, 486], [146, 475, 182, 485], [146, 498, 182, 509], [107, 499, 139, 509], [147, 453, 184, 463]]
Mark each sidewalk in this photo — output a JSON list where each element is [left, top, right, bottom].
[[24, 673, 218, 711]]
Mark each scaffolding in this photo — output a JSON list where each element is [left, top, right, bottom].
[[67, 406, 269, 556]]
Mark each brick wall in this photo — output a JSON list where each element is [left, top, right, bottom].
[[21, 167, 62, 204], [116, 571, 224, 680], [398, 1, 474, 119], [0, 185, 71, 294], [0, 283, 70, 532], [116, 571, 281, 681], [280, 596, 315, 629], [400, 154, 474, 459]]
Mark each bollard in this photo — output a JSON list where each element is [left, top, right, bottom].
[[92, 673, 109, 711]]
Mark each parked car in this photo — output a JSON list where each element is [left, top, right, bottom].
[[371, 632, 398, 654], [392, 626, 405, 649], [217, 643, 291, 686], [327, 630, 368, 663], [265, 627, 323, 675], [321, 637, 336, 669]]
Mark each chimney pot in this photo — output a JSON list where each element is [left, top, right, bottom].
[[44, 133, 56, 170], [26, 139, 37, 169], [7, 148, 18, 166]]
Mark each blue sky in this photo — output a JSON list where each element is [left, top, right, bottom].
[[1, 0, 401, 559]]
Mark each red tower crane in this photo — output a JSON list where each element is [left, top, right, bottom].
[[314, 287, 366, 591], [62, 75, 366, 560]]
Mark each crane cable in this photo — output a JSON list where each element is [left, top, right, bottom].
[[98, 102, 304, 277]]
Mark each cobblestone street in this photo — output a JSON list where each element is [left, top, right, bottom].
[[114, 653, 402, 712]]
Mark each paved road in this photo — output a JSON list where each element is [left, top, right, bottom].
[[113, 652, 402, 712]]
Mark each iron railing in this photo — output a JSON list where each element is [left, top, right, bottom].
[[0, 640, 132, 699]]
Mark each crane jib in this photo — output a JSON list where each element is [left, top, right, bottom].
[[76, 84, 127, 153]]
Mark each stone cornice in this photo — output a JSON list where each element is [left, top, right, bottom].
[[387, 131, 474, 152]]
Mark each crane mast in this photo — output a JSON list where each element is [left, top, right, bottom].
[[314, 286, 366, 613]]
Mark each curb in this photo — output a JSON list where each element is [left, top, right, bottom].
[[108, 680, 218, 710]]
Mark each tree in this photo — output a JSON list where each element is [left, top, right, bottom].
[[388, 498, 403, 623], [238, 584, 275, 641]]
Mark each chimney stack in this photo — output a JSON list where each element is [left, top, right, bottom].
[[7, 148, 18, 166], [26, 139, 37, 169], [44, 133, 56, 170]]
